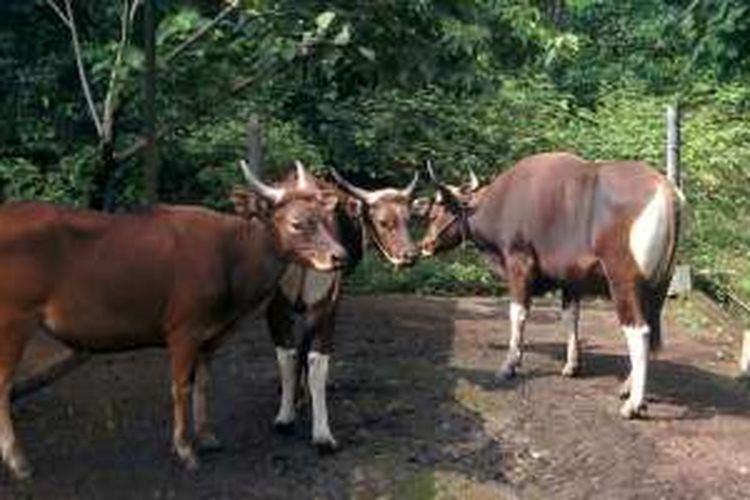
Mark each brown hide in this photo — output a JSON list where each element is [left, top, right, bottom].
[[425, 152, 681, 296], [0, 202, 281, 351], [470, 153, 679, 291], [0, 162, 346, 478], [421, 152, 683, 419]]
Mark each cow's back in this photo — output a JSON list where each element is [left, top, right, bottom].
[[0, 202, 279, 350], [473, 152, 673, 283]]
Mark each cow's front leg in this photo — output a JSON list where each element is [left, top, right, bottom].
[[266, 291, 298, 432], [498, 300, 529, 379], [498, 255, 533, 380], [302, 277, 339, 453], [193, 354, 221, 450], [274, 347, 298, 431], [168, 338, 200, 469], [561, 294, 581, 377], [308, 349, 336, 452]]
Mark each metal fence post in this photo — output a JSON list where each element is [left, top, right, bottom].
[[246, 113, 262, 173], [666, 104, 691, 295]]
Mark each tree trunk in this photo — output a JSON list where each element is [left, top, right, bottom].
[[90, 139, 118, 211]]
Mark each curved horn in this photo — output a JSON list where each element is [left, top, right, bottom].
[[330, 168, 378, 204], [425, 160, 462, 209], [238, 159, 285, 203], [467, 167, 480, 191], [401, 171, 419, 197], [294, 160, 311, 190], [425, 160, 440, 184]]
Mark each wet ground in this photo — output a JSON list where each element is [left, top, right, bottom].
[[2, 293, 749, 499]]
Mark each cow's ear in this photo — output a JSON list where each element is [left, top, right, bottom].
[[321, 191, 340, 213], [411, 197, 431, 218], [229, 186, 271, 218]]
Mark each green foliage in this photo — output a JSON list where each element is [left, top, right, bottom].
[[347, 251, 505, 297], [0, 147, 96, 206], [1, 0, 749, 301]]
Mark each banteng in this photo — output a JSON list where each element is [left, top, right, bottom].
[[231, 168, 419, 451], [419, 152, 683, 419], [0, 161, 344, 479]]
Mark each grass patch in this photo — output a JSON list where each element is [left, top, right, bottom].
[[346, 249, 506, 296]]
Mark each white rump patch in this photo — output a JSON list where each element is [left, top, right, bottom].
[[629, 185, 669, 279]]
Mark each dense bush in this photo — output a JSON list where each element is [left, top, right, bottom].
[[1, 1, 749, 304]]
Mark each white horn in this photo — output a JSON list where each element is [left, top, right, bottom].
[[330, 168, 378, 204], [425, 160, 439, 184], [239, 159, 285, 203], [401, 171, 419, 197], [468, 167, 480, 191], [295, 160, 310, 190]]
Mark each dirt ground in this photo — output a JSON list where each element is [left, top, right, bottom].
[[1, 293, 749, 499]]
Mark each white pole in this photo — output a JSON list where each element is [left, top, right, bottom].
[[666, 104, 691, 296], [666, 104, 681, 187]]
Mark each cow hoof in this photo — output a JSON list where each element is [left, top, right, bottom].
[[496, 364, 517, 381], [618, 381, 631, 400], [561, 363, 579, 378], [274, 421, 296, 435], [174, 444, 200, 471], [197, 432, 222, 452], [9, 459, 32, 481], [313, 438, 339, 455], [619, 400, 647, 420]]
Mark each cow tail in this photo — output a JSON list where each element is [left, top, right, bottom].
[[648, 181, 685, 352]]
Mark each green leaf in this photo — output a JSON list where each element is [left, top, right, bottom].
[[333, 23, 351, 46], [358, 46, 376, 61], [315, 11, 336, 35]]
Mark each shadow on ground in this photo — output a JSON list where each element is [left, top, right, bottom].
[[0, 295, 515, 499]]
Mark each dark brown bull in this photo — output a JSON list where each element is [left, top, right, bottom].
[[0, 161, 345, 479], [419, 152, 683, 419], [231, 168, 419, 451]]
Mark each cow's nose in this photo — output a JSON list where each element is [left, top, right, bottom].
[[403, 248, 419, 264], [331, 249, 348, 269]]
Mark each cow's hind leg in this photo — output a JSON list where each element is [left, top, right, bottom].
[[608, 279, 651, 419], [497, 252, 534, 380], [266, 291, 298, 433], [617, 282, 667, 401], [0, 315, 33, 479], [561, 290, 581, 377], [192, 353, 220, 451], [167, 336, 200, 469]]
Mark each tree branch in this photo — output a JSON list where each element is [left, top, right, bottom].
[[102, 0, 140, 142], [129, 0, 143, 25], [45, 0, 71, 29], [113, 71, 267, 164], [163, 1, 238, 65], [61, 0, 104, 137]]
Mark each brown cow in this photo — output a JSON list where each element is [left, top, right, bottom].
[[231, 168, 419, 451], [419, 152, 683, 419], [0, 161, 345, 479]]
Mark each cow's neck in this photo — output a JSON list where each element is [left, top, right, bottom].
[[230, 218, 288, 306], [464, 201, 498, 254]]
